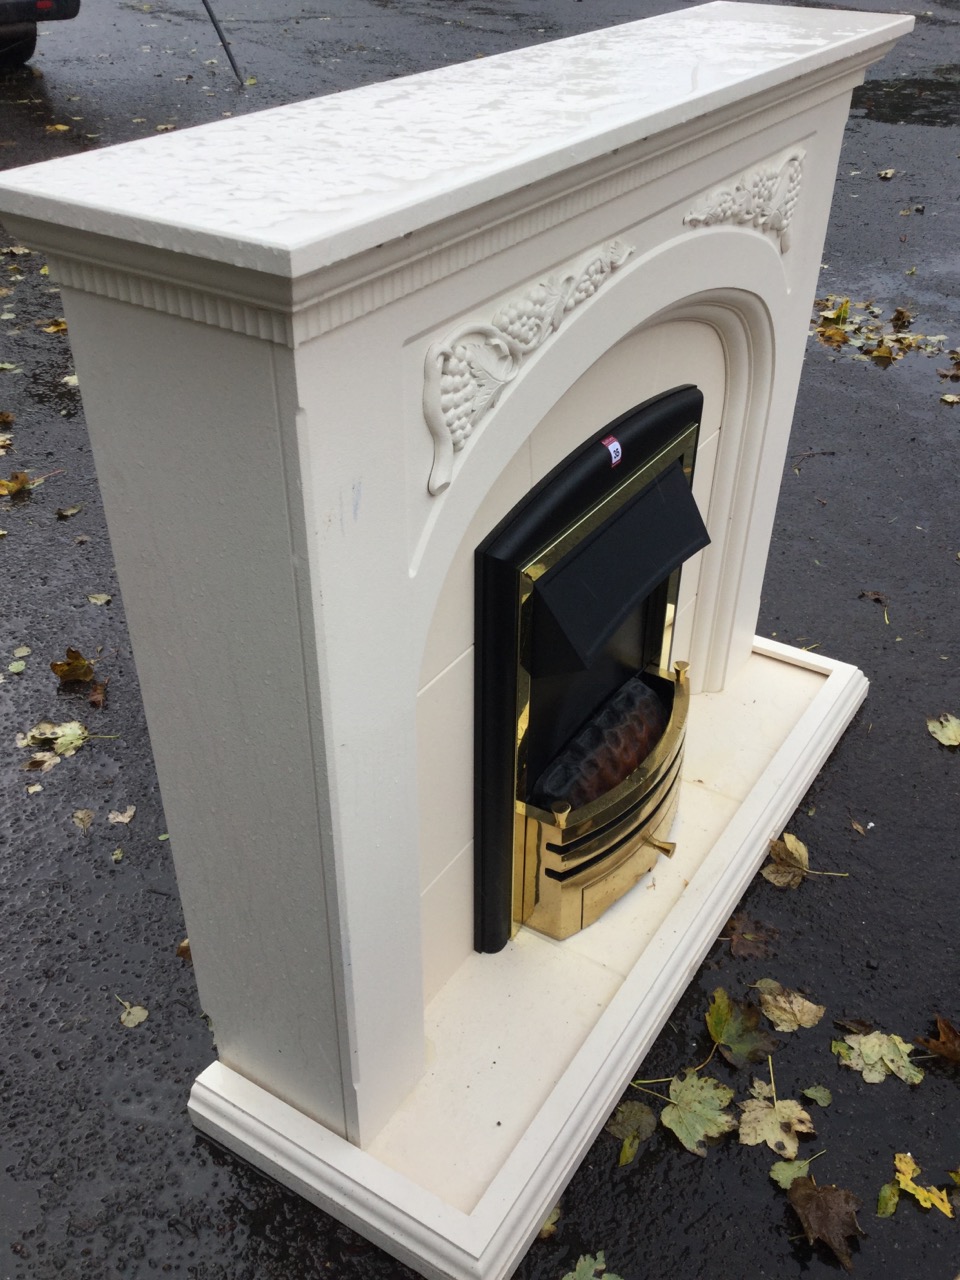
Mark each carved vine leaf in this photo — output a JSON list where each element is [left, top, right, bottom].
[[684, 151, 804, 253], [423, 239, 634, 494]]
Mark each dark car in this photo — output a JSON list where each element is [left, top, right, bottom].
[[0, 0, 80, 68]]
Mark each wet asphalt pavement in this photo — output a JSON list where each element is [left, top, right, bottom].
[[1, 2, 959, 1278]]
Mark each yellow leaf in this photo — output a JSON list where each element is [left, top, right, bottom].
[[877, 168, 896, 179], [45, 124, 71, 133], [87, 593, 112, 606], [894, 1153, 954, 1218], [941, 394, 960, 406], [40, 317, 67, 334]]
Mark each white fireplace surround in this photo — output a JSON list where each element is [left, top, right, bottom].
[[0, 6, 913, 1278]]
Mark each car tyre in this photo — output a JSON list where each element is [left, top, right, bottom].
[[0, 22, 38, 70]]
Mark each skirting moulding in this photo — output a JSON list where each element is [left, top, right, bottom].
[[0, 4, 912, 1279]]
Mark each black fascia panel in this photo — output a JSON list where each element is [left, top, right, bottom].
[[474, 385, 703, 953]]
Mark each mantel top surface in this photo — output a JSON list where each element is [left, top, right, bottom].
[[0, 2, 911, 278]]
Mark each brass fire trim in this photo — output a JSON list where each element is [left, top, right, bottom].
[[513, 662, 689, 939], [509, 419, 699, 941]]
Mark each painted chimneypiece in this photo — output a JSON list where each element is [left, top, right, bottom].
[[0, 6, 912, 1277]]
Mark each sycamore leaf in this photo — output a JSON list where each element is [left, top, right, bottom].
[[660, 1069, 737, 1157], [108, 805, 136, 825], [72, 808, 94, 835], [788, 1177, 864, 1272], [87, 593, 112, 606], [753, 979, 825, 1032], [738, 1079, 815, 1158], [537, 1206, 560, 1239], [7, 660, 25, 674], [116, 996, 149, 1028], [23, 751, 60, 773], [605, 1100, 656, 1166], [706, 987, 778, 1067], [771, 1152, 823, 1189], [894, 1153, 954, 1217], [802, 1085, 833, 1107], [40, 317, 67, 334], [915, 1015, 960, 1064], [562, 1253, 623, 1280], [50, 647, 95, 684], [762, 832, 809, 889], [877, 1181, 900, 1217], [927, 713, 960, 747], [725, 913, 778, 959], [833, 1031, 924, 1084], [17, 719, 89, 757]]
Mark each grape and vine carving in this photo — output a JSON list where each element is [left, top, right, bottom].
[[683, 151, 804, 252], [423, 240, 633, 494]]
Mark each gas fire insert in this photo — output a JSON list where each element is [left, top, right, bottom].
[[475, 386, 710, 951]]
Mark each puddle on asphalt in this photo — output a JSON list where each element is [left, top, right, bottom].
[[852, 66, 960, 127]]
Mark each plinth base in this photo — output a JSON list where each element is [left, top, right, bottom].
[[190, 638, 866, 1280]]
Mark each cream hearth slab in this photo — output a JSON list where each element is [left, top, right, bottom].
[[0, 4, 910, 1277]]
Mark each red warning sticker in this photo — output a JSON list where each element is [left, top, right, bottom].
[[601, 435, 622, 467]]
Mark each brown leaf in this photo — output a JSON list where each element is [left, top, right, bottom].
[[788, 1178, 864, 1271], [176, 938, 192, 964], [50, 647, 95, 684], [834, 1016, 875, 1036], [915, 1015, 960, 1065], [762, 832, 809, 889], [725, 913, 778, 959], [88, 679, 108, 709], [890, 307, 914, 332], [858, 590, 887, 605]]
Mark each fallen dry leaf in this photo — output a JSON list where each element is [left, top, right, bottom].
[[50, 647, 95, 684], [88, 679, 108, 709], [660, 1069, 737, 1157], [87, 593, 112, 606], [605, 1100, 656, 1166], [706, 987, 778, 1067], [894, 1152, 954, 1218], [753, 978, 825, 1033], [762, 832, 808, 889], [832, 1031, 924, 1084], [927, 712, 960, 747], [725, 913, 778, 959], [116, 996, 148, 1028], [176, 938, 192, 964], [56, 504, 82, 519], [915, 1015, 960, 1064], [17, 720, 89, 757], [788, 1177, 864, 1271], [72, 808, 94, 835], [108, 805, 136, 825], [738, 1079, 815, 1159]]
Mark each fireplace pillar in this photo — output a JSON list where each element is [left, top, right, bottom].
[[0, 5, 912, 1277]]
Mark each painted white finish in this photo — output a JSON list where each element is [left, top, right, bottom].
[[190, 640, 868, 1280], [0, 4, 911, 1276]]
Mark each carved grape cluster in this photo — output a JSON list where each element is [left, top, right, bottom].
[[566, 256, 610, 308], [491, 283, 553, 352], [440, 346, 480, 449]]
